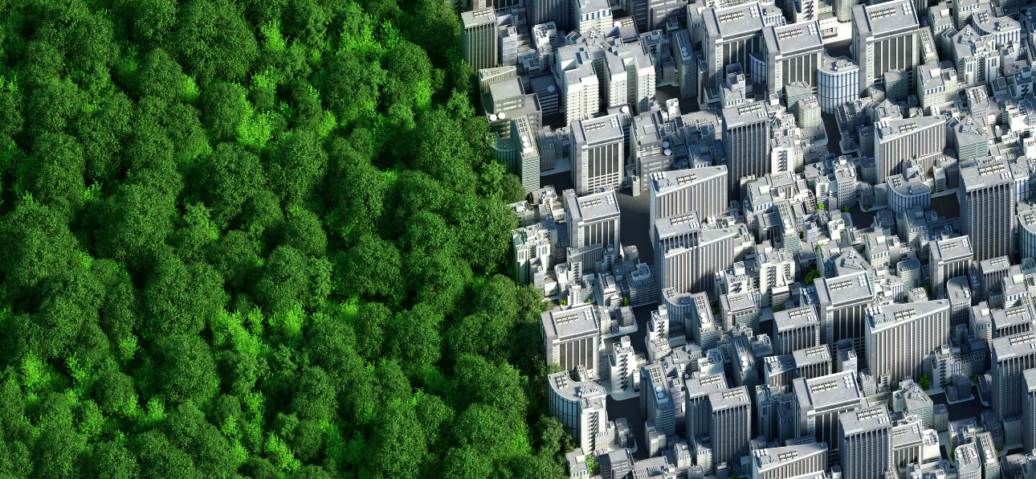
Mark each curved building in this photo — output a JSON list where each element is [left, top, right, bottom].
[[818, 53, 860, 113], [548, 369, 609, 452]]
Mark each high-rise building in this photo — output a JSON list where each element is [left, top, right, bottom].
[[672, 29, 699, 99], [573, 0, 613, 35], [916, 60, 959, 113], [558, 49, 600, 124], [686, 373, 728, 438], [707, 387, 752, 469], [815, 271, 876, 354], [703, 2, 766, 88], [570, 115, 626, 195], [631, 0, 689, 32], [873, 116, 946, 183], [954, 442, 982, 479], [654, 212, 741, 300], [688, 291, 721, 349], [723, 102, 771, 197], [510, 116, 541, 193], [794, 345, 834, 380], [792, 371, 865, 462], [951, 26, 1000, 88], [929, 237, 974, 297], [541, 306, 602, 378], [864, 300, 951, 386], [946, 276, 973, 327], [641, 363, 678, 436], [992, 331, 1036, 421], [853, 0, 919, 95], [838, 406, 893, 479], [604, 45, 656, 115], [649, 167, 729, 243], [960, 159, 1017, 262], [461, 9, 499, 71], [1023, 368, 1036, 452], [528, 0, 572, 31], [756, 383, 798, 443], [752, 442, 829, 479], [548, 369, 609, 452], [761, 22, 825, 97], [564, 189, 621, 249], [775, 305, 822, 355], [851, 0, 921, 95], [818, 53, 860, 114]]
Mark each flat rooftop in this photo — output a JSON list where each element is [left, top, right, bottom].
[[853, 0, 919, 38], [566, 189, 621, 222], [774, 305, 820, 332], [866, 300, 949, 332], [651, 167, 728, 196], [705, 2, 765, 39], [795, 371, 862, 408], [839, 405, 892, 435], [793, 345, 832, 368], [764, 21, 824, 55], [816, 272, 874, 306], [722, 101, 769, 128], [992, 331, 1036, 361], [541, 305, 600, 339], [708, 386, 752, 411]]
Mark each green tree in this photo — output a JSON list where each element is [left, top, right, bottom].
[[156, 335, 219, 406]]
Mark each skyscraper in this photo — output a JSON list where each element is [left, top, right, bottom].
[[873, 116, 946, 183], [792, 371, 865, 461], [960, 159, 1018, 262], [928, 236, 974, 297], [707, 387, 752, 469], [864, 301, 951, 386], [992, 331, 1036, 421], [703, 2, 766, 89], [751, 442, 829, 479], [760, 22, 825, 97], [541, 306, 601, 378], [630, 0, 689, 32], [573, 0, 613, 35], [564, 189, 621, 249], [723, 102, 771, 198], [527, 0, 572, 31], [654, 212, 741, 300], [461, 9, 499, 71], [547, 369, 609, 452], [570, 115, 626, 195], [774, 305, 822, 355], [649, 167, 729, 243], [815, 271, 876, 354], [685, 373, 729, 438], [851, 0, 921, 95], [838, 406, 893, 479], [1023, 368, 1036, 452]]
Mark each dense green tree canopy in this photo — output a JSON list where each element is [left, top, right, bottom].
[[0, 0, 568, 477]]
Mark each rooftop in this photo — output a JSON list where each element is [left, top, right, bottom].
[[763, 21, 823, 55], [839, 405, 892, 435], [708, 386, 752, 411], [774, 305, 820, 331], [795, 371, 863, 409], [866, 300, 950, 331], [853, 0, 919, 39], [566, 189, 621, 223], [541, 305, 600, 340]]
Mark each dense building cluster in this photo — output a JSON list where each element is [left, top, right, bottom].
[[471, 0, 1036, 476]]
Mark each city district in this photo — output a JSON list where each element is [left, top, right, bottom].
[[465, 0, 1036, 477]]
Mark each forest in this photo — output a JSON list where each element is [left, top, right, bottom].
[[0, 0, 575, 477]]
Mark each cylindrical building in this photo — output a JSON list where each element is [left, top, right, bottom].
[[818, 54, 860, 114]]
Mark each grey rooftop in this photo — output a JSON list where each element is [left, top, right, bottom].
[[839, 405, 892, 434]]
